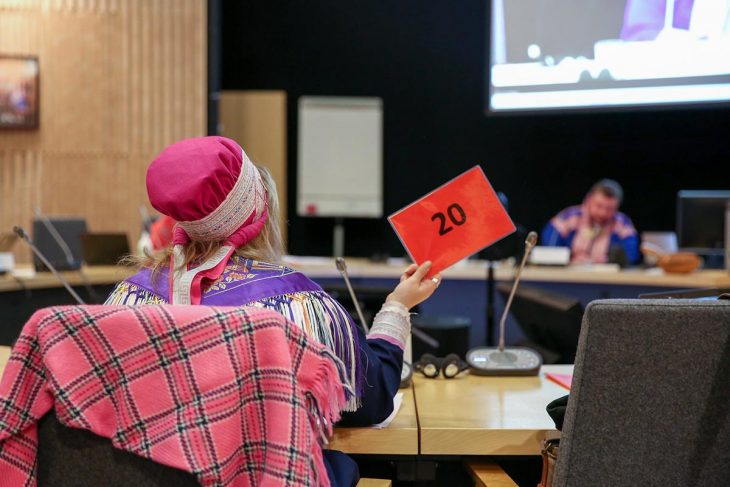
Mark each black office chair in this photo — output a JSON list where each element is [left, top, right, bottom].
[[554, 299, 730, 486], [37, 411, 199, 486]]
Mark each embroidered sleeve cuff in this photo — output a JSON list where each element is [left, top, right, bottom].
[[368, 301, 411, 350]]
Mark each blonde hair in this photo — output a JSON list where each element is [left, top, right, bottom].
[[132, 165, 285, 278]]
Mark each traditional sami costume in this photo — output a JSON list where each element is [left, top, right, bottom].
[[108, 136, 410, 486]]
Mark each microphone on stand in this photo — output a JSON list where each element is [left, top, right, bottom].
[[466, 231, 543, 376], [14, 226, 86, 305], [335, 256, 439, 389], [335, 257, 439, 348], [335, 257, 370, 333]]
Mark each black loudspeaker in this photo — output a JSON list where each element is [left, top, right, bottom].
[[412, 314, 471, 359]]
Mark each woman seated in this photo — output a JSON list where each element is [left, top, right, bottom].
[[106, 136, 441, 486]]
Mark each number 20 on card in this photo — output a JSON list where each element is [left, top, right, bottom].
[[388, 166, 516, 278]]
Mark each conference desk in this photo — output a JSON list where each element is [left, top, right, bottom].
[[2, 260, 729, 346], [329, 385, 419, 455], [284, 258, 730, 347], [2, 260, 729, 293], [332, 365, 570, 456], [0, 265, 134, 293], [414, 365, 570, 456], [283, 256, 730, 288]]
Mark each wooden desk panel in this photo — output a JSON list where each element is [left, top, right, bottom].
[[285, 257, 730, 288], [329, 385, 419, 455], [0, 265, 134, 293], [415, 365, 572, 455], [513, 266, 730, 288], [2, 261, 728, 293]]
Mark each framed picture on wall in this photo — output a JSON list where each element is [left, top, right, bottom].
[[0, 55, 39, 129]]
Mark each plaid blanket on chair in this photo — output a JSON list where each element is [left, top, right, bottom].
[[0, 305, 350, 487]]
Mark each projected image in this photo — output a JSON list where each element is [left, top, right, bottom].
[[489, 0, 730, 112]]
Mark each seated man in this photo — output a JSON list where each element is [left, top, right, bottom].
[[541, 179, 640, 265]]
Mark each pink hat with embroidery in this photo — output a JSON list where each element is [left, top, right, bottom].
[[146, 136, 268, 305]]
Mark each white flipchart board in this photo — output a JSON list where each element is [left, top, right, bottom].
[[297, 96, 383, 218]]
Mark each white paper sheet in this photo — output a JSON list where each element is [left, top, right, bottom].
[[373, 392, 403, 429]]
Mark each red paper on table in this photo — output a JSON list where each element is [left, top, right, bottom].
[[388, 166, 516, 278], [545, 373, 573, 390]]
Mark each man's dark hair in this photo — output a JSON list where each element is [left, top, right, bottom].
[[589, 179, 623, 204]]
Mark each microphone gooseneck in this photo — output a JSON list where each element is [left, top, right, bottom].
[[13, 225, 86, 305], [335, 257, 370, 333], [334, 257, 440, 348], [497, 231, 538, 352], [465, 230, 542, 376]]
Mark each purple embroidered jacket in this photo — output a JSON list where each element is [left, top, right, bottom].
[[106, 257, 364, 408]]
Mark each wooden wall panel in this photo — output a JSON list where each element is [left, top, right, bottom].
[[0, 0, 206, 262], [219, 91, 288, 247]]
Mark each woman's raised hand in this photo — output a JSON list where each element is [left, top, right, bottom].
[[386, 261, 442, 310]]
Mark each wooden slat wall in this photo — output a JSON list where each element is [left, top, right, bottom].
[[219, 91, 288, 247], [0, 0, 206, 262]]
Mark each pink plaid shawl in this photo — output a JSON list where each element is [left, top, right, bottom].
[[0, 305, 349, 486]]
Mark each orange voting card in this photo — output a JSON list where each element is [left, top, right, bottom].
[[388, 166, 515, 277]]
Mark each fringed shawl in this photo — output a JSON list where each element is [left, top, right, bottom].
[[107, 257, 365, 411], [0, 305, 349, 487]]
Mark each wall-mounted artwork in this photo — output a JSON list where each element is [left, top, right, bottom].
[[0, 55, 39, 129]]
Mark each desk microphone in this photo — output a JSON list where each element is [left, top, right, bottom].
[[465, 231, 542, 376], [334, 257, 440, 349], [14, 226, 86, 305], [335, 257, 370, 333]]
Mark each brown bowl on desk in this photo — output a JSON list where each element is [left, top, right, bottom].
[[640, 243, 701, 274]]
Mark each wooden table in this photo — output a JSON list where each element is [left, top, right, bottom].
[[329, 385, 419, 455], [285, 256, 730, 288], [414, 365, 572, 456], [4, 260, 728, 294], [0, 265, 134, 292]]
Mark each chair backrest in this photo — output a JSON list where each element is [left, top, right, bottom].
[[38, 411, 199, 486], [0, 305, 347, 486], [554, 299, 730, 487]]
